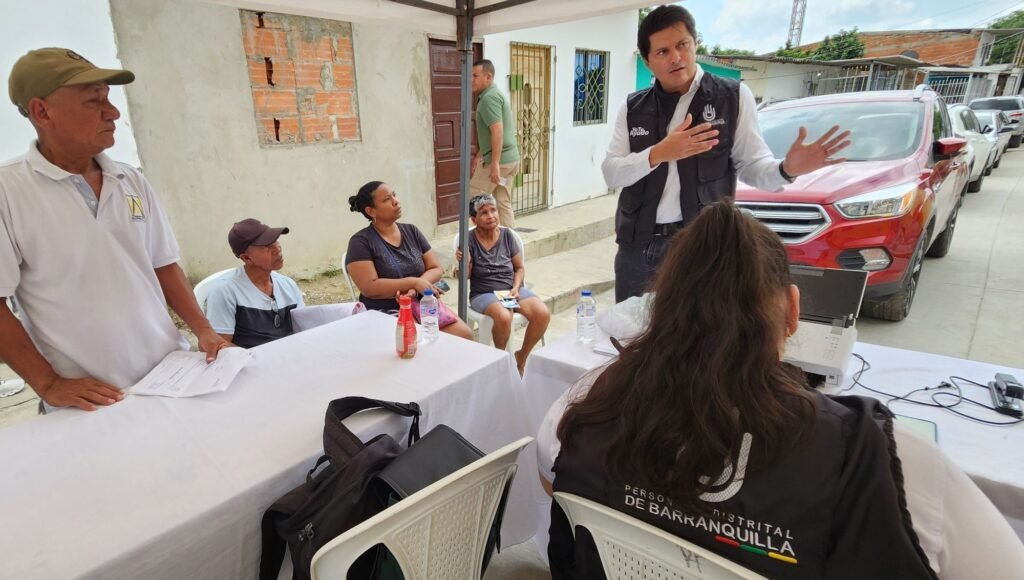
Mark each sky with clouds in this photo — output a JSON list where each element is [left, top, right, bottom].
[[681, 0, 1024, 54]]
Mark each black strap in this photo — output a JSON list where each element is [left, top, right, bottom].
[[259, 507, 288, 580], [305, 454, 332, 484], [324, 397, 421, 460]]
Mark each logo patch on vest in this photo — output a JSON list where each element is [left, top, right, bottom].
[[701, 104, 726, 127], [629, 126, 651, 137], [125, 193, 146, 222]]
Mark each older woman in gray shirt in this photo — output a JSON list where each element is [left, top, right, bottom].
[[459, 195, 550, 373]]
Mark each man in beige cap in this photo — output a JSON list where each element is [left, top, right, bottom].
[[0, 48, 230, 412]]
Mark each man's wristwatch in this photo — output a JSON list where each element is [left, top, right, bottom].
[[779, 162, 796, 183]]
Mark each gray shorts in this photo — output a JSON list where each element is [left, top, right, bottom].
[[470, 287, 538, 313]]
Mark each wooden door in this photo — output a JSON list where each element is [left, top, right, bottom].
[[429, 39, 482, 225]]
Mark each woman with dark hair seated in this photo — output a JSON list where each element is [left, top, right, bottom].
[[539, 201, 1024, 579], [345, 181, 473, 340]]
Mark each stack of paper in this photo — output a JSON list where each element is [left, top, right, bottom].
[[131, 348, 251, 398]]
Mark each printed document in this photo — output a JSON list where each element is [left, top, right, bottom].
[[132, 348, 251, 397]]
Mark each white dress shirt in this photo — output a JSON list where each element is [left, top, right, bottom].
[[601, 65, 789, 224]]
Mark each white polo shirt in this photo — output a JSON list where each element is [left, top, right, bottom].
[[0, 142, 188, 391]]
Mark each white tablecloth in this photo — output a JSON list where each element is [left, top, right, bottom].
[[0, 311, 538, 579], [521, 330, 1024, 540]]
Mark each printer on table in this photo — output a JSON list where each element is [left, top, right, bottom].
[[784, 266, 869, 387]]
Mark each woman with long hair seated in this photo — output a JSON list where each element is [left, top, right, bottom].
[[539, 201, 1024, 579], [345, 181, 473, 340]]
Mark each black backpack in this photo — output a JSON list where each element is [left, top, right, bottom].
[[259, 396, 508, 580]]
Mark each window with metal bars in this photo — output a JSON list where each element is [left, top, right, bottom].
[[574, 49, 608, 126]]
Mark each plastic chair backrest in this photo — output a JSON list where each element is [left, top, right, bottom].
[[553, 492, 768, 580], [340, 252, 357, 301], [311, 436, 532, 580], [193, 268, 236, 315]]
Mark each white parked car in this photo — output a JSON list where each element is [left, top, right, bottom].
[[974, 109, 1013, 170], [969, 96, 1024, 148], [949, 104, 994, 193]]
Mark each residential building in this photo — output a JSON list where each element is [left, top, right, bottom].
[[1, 0, 638, 278]]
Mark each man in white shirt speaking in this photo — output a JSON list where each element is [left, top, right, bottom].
[[604, 5, 852, 301], [0, 48, 230, 411]]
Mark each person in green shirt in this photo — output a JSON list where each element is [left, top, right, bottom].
[[470, 59, 521, 228]]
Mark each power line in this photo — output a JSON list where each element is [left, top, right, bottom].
[[969, 1, 1024, 27], [892, 0, 1013, 31]]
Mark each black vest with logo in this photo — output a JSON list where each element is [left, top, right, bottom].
[[548, 393, 937, 580], [617, 74, 740, 244]]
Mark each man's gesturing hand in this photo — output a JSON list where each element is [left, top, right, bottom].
[[41, 377, 124, 412], [649, 114, 719, 167], [782, 125, 852, 177]]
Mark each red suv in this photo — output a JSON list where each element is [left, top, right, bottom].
[[736, 87, 969, 321]]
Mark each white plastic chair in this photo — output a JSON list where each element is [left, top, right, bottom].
[[192, 268, 235, 315], [453, 227, 543, 351], [553, 492, 767, 580], [339, 252, 357, 301], [311, 436, 532, 580]]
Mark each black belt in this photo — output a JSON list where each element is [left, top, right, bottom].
[[652, 221, 684, 238]]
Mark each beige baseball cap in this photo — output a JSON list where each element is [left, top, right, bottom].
[[8, 48, 135, 117]]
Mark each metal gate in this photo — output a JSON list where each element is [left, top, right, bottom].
[[509, 43, 552, 216]]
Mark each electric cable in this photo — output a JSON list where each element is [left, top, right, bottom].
[[843, 353, 1023, 426]]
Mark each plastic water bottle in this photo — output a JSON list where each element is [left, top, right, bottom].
[[419, 289, 439, 344], [576, 289, 597, 343], [396, 295, 418, 359]]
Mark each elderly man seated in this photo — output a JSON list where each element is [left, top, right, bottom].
[[458, 194, 550, 373], [205, 218, 304, 348]]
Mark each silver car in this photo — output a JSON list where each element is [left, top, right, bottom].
[[974, 109, 1013, 171], [949, 104, 994, 192], [969, 96, 1024, 148]]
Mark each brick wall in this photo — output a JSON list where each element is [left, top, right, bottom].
[[240, 10, 360, 146], [800, 30, 981, 66]]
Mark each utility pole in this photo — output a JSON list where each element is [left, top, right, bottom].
[[788, 0, 807, 48]]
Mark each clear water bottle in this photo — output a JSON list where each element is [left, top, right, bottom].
[[576, 289, 597, 343], [419, 289, 439, 344]]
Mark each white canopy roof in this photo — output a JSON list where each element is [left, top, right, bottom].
[[210, 0, 653, 36]]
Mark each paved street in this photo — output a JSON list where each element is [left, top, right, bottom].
[[856, 147, 1024, 368]]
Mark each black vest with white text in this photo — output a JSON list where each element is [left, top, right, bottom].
[[616, 73, 740, 244], [548, 393, 937, 580]]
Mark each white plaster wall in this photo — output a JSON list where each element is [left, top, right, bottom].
[[484, 11, 637, 208], [735, 60, 822, 102], [108, 0, 437, 279], [0, 0, 139, 165]]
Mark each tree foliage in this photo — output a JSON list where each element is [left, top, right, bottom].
[[989, 10, 1024, 64], [812, 28, 865, 60], [774, 28, 864, 60], [711, 46, 755, 56]]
